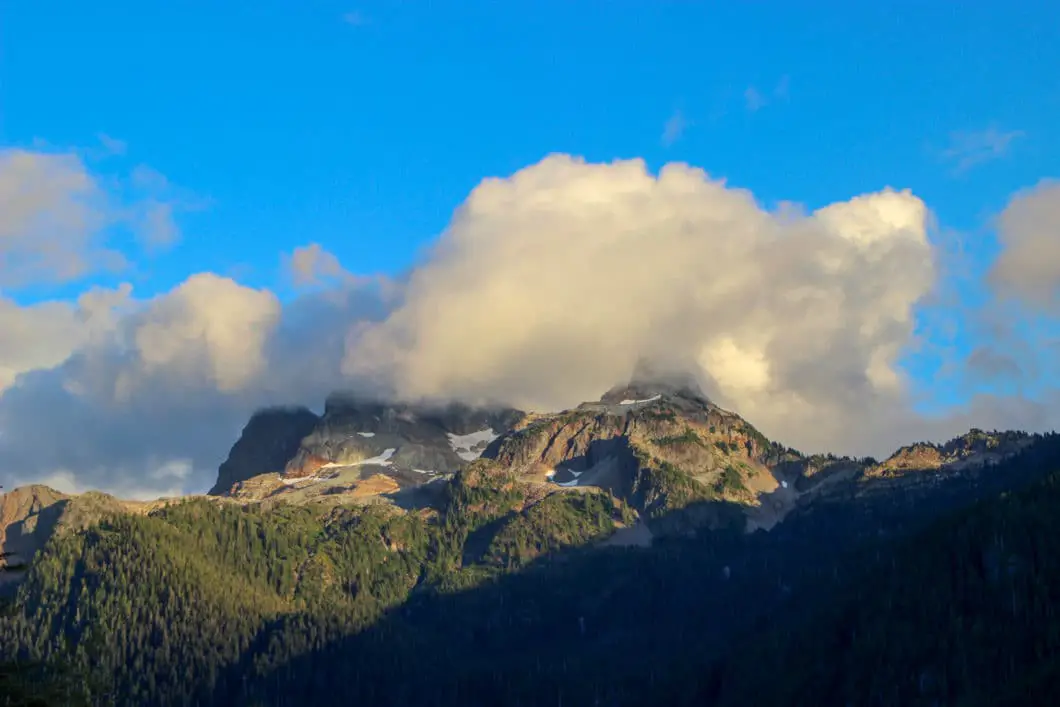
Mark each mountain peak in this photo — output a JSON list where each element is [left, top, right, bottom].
[[599, 358, 711, 406]]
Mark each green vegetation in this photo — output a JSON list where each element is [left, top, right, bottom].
[[714, 437, 1060, 706], [485, 492, 615, 568], [713, 465, 747, 495], [3, 434, 1060, 706], [740, 423, 772, 452], [639, 407, 677, 422], [638, 460, 714, 517], [0, 660, 90, 706], [652, 426, 705, 447]]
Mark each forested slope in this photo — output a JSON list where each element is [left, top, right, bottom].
[[713, 436, 1060, 706], [3, 438, 1060, 705]]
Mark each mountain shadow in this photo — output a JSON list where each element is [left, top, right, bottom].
[[5, 435, 1060, 706], [205, 434, 1060, 707]]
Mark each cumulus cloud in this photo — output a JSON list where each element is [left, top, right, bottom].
[[342, 155, 942, 455], [0, 147, 188, 287], [955, 179, 1060, 398], [0, 149, 120, 287], [0, 284, 132, 393], [0, 298, 87, 393], [988, 180, 1060, 309], [1, 152, 1058, 498], [0, 276, 278, 497], [285, 243, 348, 287], [0, 269, 391, 498]]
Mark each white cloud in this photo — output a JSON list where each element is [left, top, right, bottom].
[[988, 180, 1060, 309], [0, 283, 131, 394], [0, 149, 119, 287], [343, 154, 942, 456], [1, 154, 1057, 498], [0, 147, 189, 288], [285, 243, 348, 287], [940, 127, 1024, 174], [122, 274, 281, 394], [0, 271, 390, 498]]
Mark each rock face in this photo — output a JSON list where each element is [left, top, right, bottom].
[[486, 371, 792, 535], [0, 485, 172, 587], [866, 429, 1033, 478], [203, 372, 1043, 536], [212, 393, 524, 506], [281, 393, 524, 480], [0, 485, 69, 570], [209, 406, 321, 495]]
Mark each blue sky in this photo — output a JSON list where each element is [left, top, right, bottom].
[[5, 1, 1057, 301], [2, 1, 1060, 495]]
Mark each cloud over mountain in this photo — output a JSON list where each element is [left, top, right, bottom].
[[0, 150, 1057, 498], [344, 155, 938, 454]]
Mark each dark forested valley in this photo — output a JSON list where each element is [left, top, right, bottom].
[[4, 435, 1060, 706]]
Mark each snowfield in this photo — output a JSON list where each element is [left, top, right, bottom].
[[446, 428, 499, 461], [617, 394, 662, 405]]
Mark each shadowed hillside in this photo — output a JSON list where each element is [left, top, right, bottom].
[[1, 434, 1059, 705]]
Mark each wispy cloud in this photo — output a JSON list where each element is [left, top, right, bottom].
[[940, 126, 1024, 174], [342, 10, 369, 27], [744, 87, 767, 112], [97, 133, 127, 157], [745, 76, 791, 113], [773, 75, 790, 101], [661, 109, 689, 147]]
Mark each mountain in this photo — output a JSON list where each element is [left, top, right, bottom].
[[712, 433, 1060, 707], [210, 392, 524, 508], [0, 485, 201, 595], [0, 368, 1054, 705], [209, 406, 321, 495], [486, 374, 788, 538]]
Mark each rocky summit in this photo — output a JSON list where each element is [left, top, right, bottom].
[[1, 368, 1038, 563], [210, 365, 1037, 537], [214, 391, 524, 506], [209, 406, 321, 495]]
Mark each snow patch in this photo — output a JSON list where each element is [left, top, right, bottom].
[[281, 475, 322, 486], [357, 448, 396, 467], [356, 432, 376, 438], [314, 448, 397, 470], [447, 428, 499, 461], [281, 450, 396, 485], [617, 394, 662, 405], [553, 469, 584, 487], [412, 468, 435, 475]]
